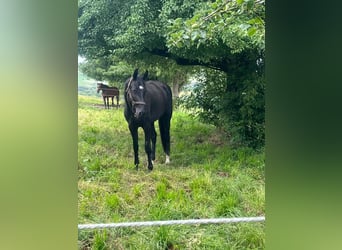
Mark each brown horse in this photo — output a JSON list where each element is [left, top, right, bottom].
[[97, 83, 120, 109]]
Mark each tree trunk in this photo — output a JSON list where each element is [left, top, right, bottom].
[[172, 83, 179, 99]]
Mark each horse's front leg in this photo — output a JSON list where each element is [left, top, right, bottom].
[[105, 97, 109, 109], [129, 124, 139, 169], [103, 96, 106, 109], [143, 126, 153, 170]]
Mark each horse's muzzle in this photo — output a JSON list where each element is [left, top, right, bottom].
[[132, 101, 146, 119], [134, 110, 144, 119], [133, 105, 145, 119]]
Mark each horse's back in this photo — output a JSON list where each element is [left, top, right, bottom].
[[101, 86, 119, 96], [146, 81, 172, 102], [145, 80, 172, 118]]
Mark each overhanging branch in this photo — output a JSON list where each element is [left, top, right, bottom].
[[146, 48, 228, 72]]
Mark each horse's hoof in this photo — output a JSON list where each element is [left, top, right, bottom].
[[148, 165, 153, 171], [135, 164, 139, 170], [165, 155, 170, 164]]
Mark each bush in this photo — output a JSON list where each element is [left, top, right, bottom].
[[179, 68, 265, 148]]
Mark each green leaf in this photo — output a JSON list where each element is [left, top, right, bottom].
[[200, 30, 206, 39], [248, 17, 263, 25], [247, 0, 254, 10], [191, 31, 199, 41], [239, 23, 251, 30], [247, 27, 257, 36], [182, 34, 190, 40]]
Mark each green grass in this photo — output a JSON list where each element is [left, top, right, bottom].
[[78, 95, 265, 249]]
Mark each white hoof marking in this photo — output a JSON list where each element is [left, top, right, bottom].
[[165, 155, 170, 164]]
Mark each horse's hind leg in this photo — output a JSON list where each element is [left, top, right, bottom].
[[151, 123, 157, 162]]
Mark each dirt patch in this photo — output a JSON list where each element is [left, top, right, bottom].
[[82, 103, 121, 109]]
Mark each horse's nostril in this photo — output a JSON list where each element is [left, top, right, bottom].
[[134, 111, 142, 118]]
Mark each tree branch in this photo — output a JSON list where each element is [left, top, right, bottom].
[[203, 0, 232, 21], [202, 0, 265, 23], [146, 48, 228, 72]]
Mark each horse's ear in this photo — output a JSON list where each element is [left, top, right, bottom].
[[133, 68, 139, 80], [143, 70, 148, 81]]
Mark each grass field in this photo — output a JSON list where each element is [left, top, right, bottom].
[[78, 95, 265, 249]]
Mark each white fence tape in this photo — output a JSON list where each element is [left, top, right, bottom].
[[78, 216, 265, 230]]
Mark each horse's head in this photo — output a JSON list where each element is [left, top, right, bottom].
[[96, 83, 102, 93], [126, 69, 148, 119]]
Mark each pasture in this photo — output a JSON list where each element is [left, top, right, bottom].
[[78, 95, 265, 249]]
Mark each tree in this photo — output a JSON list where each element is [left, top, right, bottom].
[[78, 56, 133, 88], [79, 0, 264, 70], [78, 0, 265, 147]]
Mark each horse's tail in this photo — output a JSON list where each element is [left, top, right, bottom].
[[159, 94, 172, 158], [159, 116, 171, 157]]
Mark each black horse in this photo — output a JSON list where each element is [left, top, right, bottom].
[[97, 83, 120, 109], [124, 69, 172, 170]]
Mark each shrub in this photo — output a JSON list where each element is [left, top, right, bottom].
[[179, 67, 265, 148]]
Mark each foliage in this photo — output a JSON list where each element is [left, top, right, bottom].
[[180, 66, 264, 148], [179, 68, 226, 124], [79, 56, 134, 88], [167, 0, 265, 147], [166, 0, 265, 59], [78, 0, 264, 61], [78, 95, 265, 249], [79, 58, 109, 82], [78, 0, 265, 147]]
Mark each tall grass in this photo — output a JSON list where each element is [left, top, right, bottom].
[[78, 95, 265, 249]]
